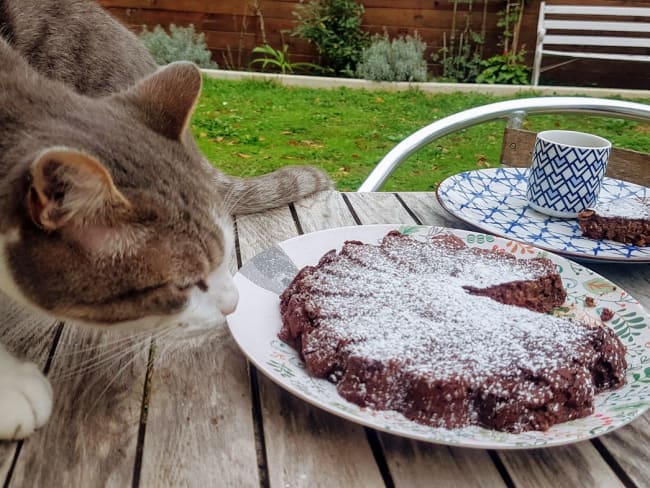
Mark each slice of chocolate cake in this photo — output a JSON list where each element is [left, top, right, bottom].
[[279, 231, 627, 433], [578, 197, 650, 246]]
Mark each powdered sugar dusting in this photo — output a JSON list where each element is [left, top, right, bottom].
[[304, 234, 589, 382], [592, 198, 650, 219], [280, 231, 627, 432]]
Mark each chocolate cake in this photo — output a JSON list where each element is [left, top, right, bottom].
[[279, 231, 627, 433], [578, 197, 650, 246]]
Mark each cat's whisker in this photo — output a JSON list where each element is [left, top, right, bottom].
[[55, 328, 154, 356], [49, 330, 160, 382], [51, 333, 151, 371], [81, 340, 155, 420], [81, 326, 177, 418]]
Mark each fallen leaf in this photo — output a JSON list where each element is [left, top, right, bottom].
[[237, 153, 252, 159]]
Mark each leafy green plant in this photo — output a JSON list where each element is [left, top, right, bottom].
[[292, 0, 369, 76], [476, 1, 531, 85], [434, 31, 484, 83], [249, 44, 320, 74], [356, 33, 428, 82], [140, 24, 218, 68], [476, 52, 530, 84], [432, 3, 485, 84]]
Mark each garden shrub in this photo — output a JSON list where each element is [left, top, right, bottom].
[[140, 24, 218, 68], [433, 31, 484, 83], [356, 33, 428, 82], [292, 0, 368, 76], [475, 52, 530, 85]]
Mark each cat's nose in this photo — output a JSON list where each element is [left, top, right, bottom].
[[217, 286, 238, 316], [205, 265, 239, 316]]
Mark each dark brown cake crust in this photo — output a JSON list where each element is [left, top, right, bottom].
[[578, 209, 650, 246], [279, 231, 627, 433], [577, 198, 650, 246]]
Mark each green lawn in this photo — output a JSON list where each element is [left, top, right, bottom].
[[192, 77, 650, 192]]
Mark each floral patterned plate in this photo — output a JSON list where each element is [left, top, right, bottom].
[[436, 167, 650, 263], [227, 224, 650, 449]]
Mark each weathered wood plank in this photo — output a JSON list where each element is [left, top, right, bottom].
[[258, 377, 385, 488], [396, 191, 473, 230], [343, 192, 414, 224], [379, 434, 506, 488], [499, 442, 624, 488], [293, 190, 357, 233], [0, 298, 58, 484], [138, 327, 259, 487], [236, 205, 298, 264], [8, 325, 148, 487], [598, 412, 650, 488]]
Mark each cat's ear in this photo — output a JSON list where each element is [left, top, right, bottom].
[[122, 61, 202, 141], [26, 148, 131, 231]]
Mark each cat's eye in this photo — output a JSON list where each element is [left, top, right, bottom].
[[177, 280, 209, 293]]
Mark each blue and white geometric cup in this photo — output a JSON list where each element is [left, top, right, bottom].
[[526, 130, 611, 218]]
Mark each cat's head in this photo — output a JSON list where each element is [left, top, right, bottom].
[[0, 61, 238, 333]]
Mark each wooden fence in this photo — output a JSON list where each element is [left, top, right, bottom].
[[98, 0, 649, 88]]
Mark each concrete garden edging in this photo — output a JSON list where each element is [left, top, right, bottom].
[[202, 69, 650, 99]]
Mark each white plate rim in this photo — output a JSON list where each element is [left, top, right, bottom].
[[228, 223, 650, 449]]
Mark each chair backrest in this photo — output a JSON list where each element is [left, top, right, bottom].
[[358, 97, 650, 192], [500, 128, 650, 187]]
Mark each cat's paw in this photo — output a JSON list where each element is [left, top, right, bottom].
[[0, 361, 53, 440]]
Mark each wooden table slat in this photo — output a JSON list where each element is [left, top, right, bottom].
[[0, 298, 59, 483], [9, 326, 148, 487], [499, 442, 625, 488], [344, 192, 415, 225], [139, 329, 259, 487], [293, 190, 357, 233], [379, 434, 507, 488], [597, 413, 650, 487], [396, 192, 470, 229]]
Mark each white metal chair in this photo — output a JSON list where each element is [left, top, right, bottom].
[[357, 97, 650, 192]]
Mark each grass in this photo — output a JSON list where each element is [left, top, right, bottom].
[[192, 77, 650, 192]]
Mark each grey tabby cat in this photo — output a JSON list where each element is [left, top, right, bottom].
[[0, 0, 331, 440]]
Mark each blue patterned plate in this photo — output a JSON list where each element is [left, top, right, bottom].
[[436, 167, 650, 263]]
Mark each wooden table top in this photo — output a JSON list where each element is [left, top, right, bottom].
[[1, 190, 648, 487]]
